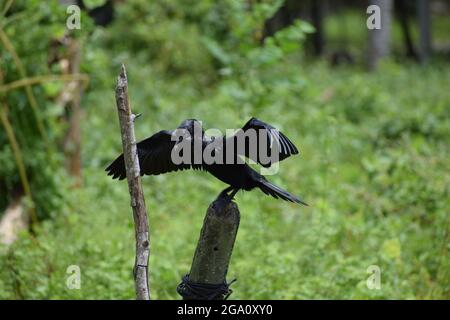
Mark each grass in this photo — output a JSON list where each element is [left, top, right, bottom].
[[0, 3, 448, 300], [1, 57, 448, 299]]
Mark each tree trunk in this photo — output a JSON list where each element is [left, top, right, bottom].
[[311, 0, 325, 56], [367, 0, 393, 71], [417, 0, 432, 63], [396, 0, 419, 60], [63, 40, 83, 186]]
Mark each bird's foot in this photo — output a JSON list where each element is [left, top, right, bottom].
[[216, 191, 233, 202], [214, 193, 235, 212], [216, 188, 238, 202]]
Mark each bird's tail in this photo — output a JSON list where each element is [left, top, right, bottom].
[[257, 178, 308, 205]]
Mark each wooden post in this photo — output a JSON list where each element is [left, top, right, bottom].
[[115, 64, 150, 300], [180, 198, 240, 300]]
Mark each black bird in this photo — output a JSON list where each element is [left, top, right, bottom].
[[106, 118, 307, 205]]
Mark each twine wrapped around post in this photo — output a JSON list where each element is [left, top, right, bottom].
[[178, 198, 240, 300]]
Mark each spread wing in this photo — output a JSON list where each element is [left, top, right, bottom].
[[106, 130, 202, 180], [226, 117, 299, 168]]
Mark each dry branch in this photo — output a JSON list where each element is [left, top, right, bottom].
[[114, 64, 150, 300]]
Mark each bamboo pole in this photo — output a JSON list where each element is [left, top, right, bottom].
[[0, 104, 38, 228], [0, 27, 48, 146], [0, 74, 89, 93]]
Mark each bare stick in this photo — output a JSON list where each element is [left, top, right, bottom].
[[182, 199, 240, 300], [115, 64, 150, 300]]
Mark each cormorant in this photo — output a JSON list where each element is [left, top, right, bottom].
[[106, 117, 307, 205]]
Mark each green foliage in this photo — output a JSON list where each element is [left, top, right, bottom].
[[0, 0, 79, 218], [0, 1, 449, 300]]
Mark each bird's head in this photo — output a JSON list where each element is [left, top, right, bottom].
[[179, 118, 204, 140]]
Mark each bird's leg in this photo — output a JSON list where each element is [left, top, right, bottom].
[[216, 187, 239, 203], [228, 188, 239, 200], [217, 186, 233, 200]]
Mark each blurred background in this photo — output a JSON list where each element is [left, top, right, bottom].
[[0, 0, 448, 299]]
